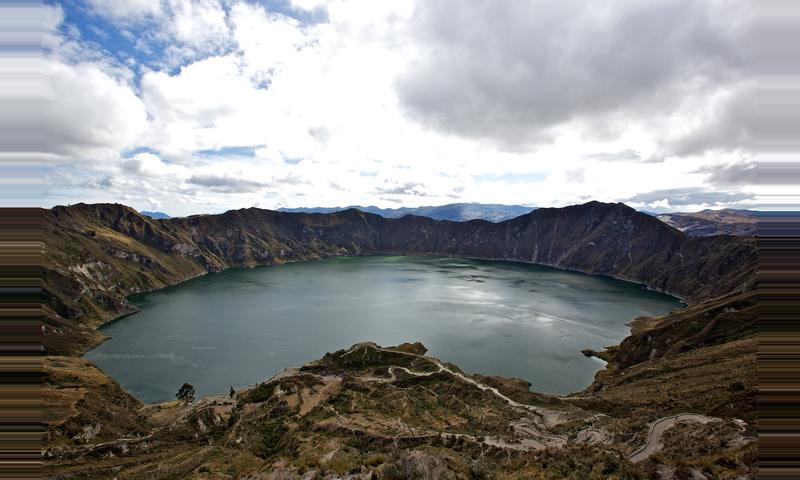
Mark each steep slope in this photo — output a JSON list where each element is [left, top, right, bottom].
[[656, 209, 758, 236], [41, 201, 759, 479], [45, 342, 756, 479], [580, 291, 757, 421], [44, 356, 152, 449], [43, 201, 757, 355]]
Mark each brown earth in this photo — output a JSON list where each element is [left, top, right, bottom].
[[44, 342, 756, 479], [656, 209, 758, 236], [43, 201, 756, 355], [40, 201, 759, 479]]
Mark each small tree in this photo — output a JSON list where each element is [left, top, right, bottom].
[[176, 383, 195, 403]]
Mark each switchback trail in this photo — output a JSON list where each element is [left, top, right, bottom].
[[628, 413, 719, 463]]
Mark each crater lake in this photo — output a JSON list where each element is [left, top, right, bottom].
[[86, 256, 683, 402]]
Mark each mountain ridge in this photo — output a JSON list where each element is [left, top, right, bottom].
[[41, 200, 759, 478], [277, 202, 535, 222], [43, 200, 755, 356]]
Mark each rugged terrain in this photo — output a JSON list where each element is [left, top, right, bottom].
[[43, 201, 756, 356], [655, 210, 757, 237], [41, 201, 759, 479], [45, 341, 756, 479]]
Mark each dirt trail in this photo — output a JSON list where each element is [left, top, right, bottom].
[[574, 428, 605, 444], [356, 344, 749, 463], [378, 344, 568, 425], [628, 413, 719, 463], [349, 344, 743, 460], [346, 343, 572, 447]]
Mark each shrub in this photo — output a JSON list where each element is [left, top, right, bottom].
[[254, 419, 295, 459], [729, 381, 746, 392], [365, 454, 387, 466], [176, 383, 195, 403]]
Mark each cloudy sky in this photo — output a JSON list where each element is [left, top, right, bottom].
[[17, 0, 783, 215]]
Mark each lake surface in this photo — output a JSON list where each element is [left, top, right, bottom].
[[87, 256, 682, 402]]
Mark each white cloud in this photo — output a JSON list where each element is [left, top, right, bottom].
[[649, 199, 671, 210], [86, 0, 162, 20], [140, 54, 292, 160], [40, 60, 147, 159], [289, 0, 331, 12], [166, 0, 230, 50], [38, 0, 763, 215], [395, 0, 748, 149], [230, 3, 318, 81], [122, 152, 189, 178]]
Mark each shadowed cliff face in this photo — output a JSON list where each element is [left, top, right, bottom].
[[43, 201, 756, 355], [42, 202, 759, 479]]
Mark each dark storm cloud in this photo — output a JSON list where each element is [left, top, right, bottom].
[[187, 173, 308, 193], [625, 187, 754, 207], [189, 175, 267, 190], [667, 83, 800, 156], [698, 162, 800, 186], [395, 0, 747, 149], [188, 174, 269, 192], [667, 87, 753, 156], [585, 149, 642, 162]]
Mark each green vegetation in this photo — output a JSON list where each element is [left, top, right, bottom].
[[176, 383, 195, 403], [45, 341, 756, 478], [255, 419, 294, 459], [42, 203, 758, 478]]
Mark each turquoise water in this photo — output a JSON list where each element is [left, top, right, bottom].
[[86, 256, 682, 402]]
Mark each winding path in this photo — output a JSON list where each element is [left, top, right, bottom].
[[342, 343, 736, 460], [574, 428, 605, 444], [346, 343, 570, 446], [350, 343, 557, 416], [628, 413, 719, 463], [53, 345, 736, 464]]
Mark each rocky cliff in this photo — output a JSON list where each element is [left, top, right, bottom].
[[41, 200, 760, 479], [43, 201, 757, 355]]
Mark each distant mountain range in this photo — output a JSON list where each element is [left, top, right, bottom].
[[139, 205, 763, 236], [656, 209, 757, 236], [139, 211, 171, 219], [278, 203, 535, 222]]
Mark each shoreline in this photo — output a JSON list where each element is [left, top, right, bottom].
[[75, 254, 686, 406]]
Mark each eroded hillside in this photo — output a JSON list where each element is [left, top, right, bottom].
[[43, 201, 756, 355], [655, 210, 758, 236], [45, 343, 756, 479], [41, 201, 759, 479]]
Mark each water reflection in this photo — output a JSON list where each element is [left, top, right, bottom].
[[87, 256, 682, 402]]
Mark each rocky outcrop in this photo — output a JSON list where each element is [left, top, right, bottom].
[[44, 342, 757, 479], [612, 291, 757, 369], [41, 201, 759, 478], [43, 201, 757, 355]]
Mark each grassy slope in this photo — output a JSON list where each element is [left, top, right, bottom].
[[45, 343, 756, 479], [41, 202, 759, 479]]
